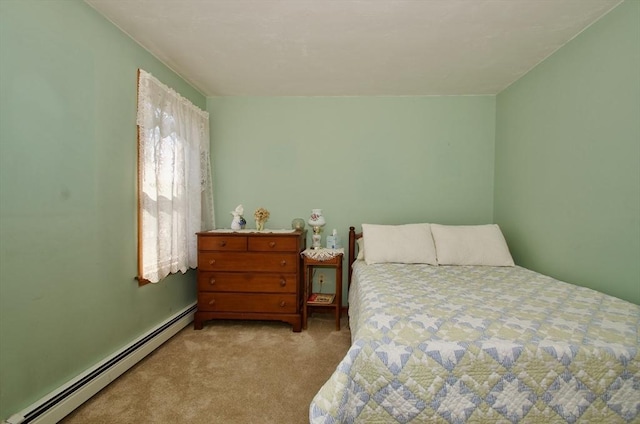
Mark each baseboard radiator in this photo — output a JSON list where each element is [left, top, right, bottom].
[[5, 303, 196, 424]]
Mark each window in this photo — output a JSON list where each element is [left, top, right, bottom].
[[136, 69, 214, 284]]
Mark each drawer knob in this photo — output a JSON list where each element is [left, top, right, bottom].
[[209, 259, 216, 265], [208, 298, 216, 305], [280, 260, 287, 266], [209, 278, 215, 285], [269, 241, 276, 248], [279, 279, 286, 287], [279, 301, 286, 307], [219, 240, 227, 247]]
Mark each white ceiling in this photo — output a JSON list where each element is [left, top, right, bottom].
[[85, 0, 622, 97]]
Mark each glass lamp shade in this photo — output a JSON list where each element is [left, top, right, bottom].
[[308, 209, 326, 228], [291, 218, 305, 230]]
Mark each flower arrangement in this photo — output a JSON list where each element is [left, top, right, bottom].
[[254, 207, 270, 231], [254, 207, 270, 221]]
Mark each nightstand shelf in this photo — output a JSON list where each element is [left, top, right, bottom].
[[302, 252, 343, 331]]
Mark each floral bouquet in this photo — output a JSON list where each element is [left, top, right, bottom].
[[254, 207, 270, 231]]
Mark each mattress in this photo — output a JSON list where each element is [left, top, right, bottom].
[[310, 262, 640, 423]]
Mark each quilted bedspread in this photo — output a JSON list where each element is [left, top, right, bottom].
[[310, 263, 640, 423]]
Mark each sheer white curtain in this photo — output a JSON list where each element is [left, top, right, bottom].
[[136, 69, 215, 283]]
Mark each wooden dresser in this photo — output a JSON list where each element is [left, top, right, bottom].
[[194, 230, 306, 332]]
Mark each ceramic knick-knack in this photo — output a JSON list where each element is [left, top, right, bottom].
[[230, 204, 245, 230], [308, 209, 326, 249]]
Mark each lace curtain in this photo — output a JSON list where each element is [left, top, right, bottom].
[[137, 69, 215, 283]]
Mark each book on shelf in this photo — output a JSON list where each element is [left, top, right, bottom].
[[307, 293, 335, 304]]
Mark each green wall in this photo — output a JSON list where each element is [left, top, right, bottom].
[[208, 95, 496, 236], [494, 1, 640, 304], [0, 0, 204, 418]]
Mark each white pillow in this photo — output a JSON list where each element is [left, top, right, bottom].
[[356, 237, 364, 260], [362, 223, 437, 265], [431, 224, 514, 266]]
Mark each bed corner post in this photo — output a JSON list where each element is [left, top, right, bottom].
[[348, 226, 356, 287]]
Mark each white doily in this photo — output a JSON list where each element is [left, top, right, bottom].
[[301, 248, 344, 261], [206, 229, 296, 234]]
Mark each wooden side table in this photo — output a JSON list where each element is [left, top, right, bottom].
[[302, 252, 343, 331]]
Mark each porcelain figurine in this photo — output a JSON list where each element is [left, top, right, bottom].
[[230, 204, 246, 230]]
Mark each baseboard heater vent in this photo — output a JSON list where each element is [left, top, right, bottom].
[[5, 303, 196, 424]]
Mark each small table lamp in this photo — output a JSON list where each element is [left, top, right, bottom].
[[308, 209, 326, 249]]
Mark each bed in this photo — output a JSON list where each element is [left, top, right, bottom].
[[310, 223, 640, 423]]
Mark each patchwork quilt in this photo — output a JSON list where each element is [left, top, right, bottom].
[[310, 263, 640, 423]]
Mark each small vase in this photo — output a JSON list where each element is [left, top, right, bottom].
[[256, 220, 265, 231]]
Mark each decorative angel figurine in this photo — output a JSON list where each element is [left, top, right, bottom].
[[230, 204, 246, 230]]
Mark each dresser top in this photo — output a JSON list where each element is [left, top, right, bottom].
[[198, 229, 304, 236]]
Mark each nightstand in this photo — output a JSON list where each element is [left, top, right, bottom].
[[302, 250, 343, 331]]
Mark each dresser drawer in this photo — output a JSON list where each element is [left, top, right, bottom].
[[198, 236, 247, 251], [198, 252, 298, 272], [198, 293, 298, 313], [248, 236, 298, 252], [198, 272, 297, 293]]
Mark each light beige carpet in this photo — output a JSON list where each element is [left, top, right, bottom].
[[61, 315, 351, 424]]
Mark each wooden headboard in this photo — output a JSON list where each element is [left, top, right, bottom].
[[348, 226, 362, 287]]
